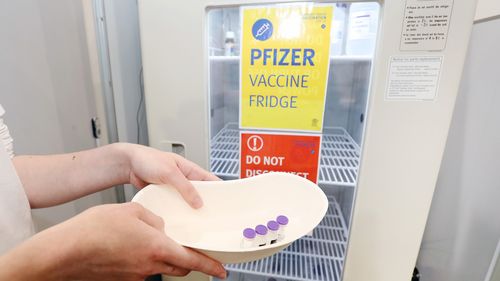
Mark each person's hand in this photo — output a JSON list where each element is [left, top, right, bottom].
[[124, 144, 220, 209], [0, 203, 227, 281]]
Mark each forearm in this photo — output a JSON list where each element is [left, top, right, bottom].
[[13, 143, 132, 208], [0, 235, 67, 280], [0, 220, 84, 281], [0, 247, 54, 280], [0, 203, 226, 280]]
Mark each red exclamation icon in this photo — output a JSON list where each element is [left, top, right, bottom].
[[247, 135, 263, 152]]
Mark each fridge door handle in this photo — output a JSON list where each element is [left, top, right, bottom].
[[159, 141, 186, 157]]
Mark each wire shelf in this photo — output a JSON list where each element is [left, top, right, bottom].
[[225, 195, 348, 281], [210, 123, 360, 186]]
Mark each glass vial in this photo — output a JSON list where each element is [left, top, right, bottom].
[[224, 31, 235, 56], [242, 228, 256, 248], [267, 221, 279, 244], [276, 215, 289, 241], [255, 224, 268, 247], [331, 3, 347, 56]]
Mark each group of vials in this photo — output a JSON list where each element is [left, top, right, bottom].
[[242, 215, 289, 248]]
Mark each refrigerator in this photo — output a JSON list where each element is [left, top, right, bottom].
[[137, 1, 477, 281]]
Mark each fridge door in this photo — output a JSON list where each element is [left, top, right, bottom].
[[138, 0, 478, 280], [207, 3, 376, 281]]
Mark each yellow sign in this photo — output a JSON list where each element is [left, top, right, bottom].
[[240, 4, 333, 132]]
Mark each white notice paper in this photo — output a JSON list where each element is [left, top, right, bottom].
[[386, 56, 443, 101], [400, 0, 453, 51]]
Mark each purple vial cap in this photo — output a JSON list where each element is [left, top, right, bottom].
[[243, 228, 256, 239], [255, 224, 268, 235], [277, 215, 289, 226], [267, 220, 279, 231]]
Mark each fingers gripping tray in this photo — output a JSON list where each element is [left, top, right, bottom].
[[132, 172, 328, 263]]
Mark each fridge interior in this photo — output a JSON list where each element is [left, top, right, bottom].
[[208, 2, 379, 280]]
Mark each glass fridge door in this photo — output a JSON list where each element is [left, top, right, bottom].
[[208, 2, 379, 281]]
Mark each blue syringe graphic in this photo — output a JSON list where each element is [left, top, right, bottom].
[[256, 23, 270, 37]]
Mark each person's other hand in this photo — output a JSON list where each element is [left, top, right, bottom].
[[124, 144, 220, 209], [13, 203, 226, 281]]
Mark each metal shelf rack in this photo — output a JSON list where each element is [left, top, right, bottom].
[[210, 123, 360, 187], [225, 195, 348, 281]]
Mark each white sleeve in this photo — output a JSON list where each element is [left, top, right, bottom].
[[0, 104, 15, 158]]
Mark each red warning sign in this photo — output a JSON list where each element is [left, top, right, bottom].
[[240, 132, 321, 183]]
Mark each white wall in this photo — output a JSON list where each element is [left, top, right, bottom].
[[0, 0, 116, 230], [417, 18, 500, 281], [475, 0, 500, 21], [104, 0, 147, 145], [102, 0, 148, 201]]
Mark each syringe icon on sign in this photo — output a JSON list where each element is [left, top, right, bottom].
[[256, 23, 271, 38]]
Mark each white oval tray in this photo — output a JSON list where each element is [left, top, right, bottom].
[[132, 172, 328, 264]]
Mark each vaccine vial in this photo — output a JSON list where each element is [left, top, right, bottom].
[[276, 215, 289, 241], [242, 228, 256, 248], [267, 220, 279, 244], [255, 224, 268, 247], [330, 3, 347, 56], [224, 31, 236, 56]]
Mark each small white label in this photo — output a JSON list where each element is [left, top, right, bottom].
[[386, 56, 443, 101], [349, 10, 376, 40], [400, 0, 453, 51]]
